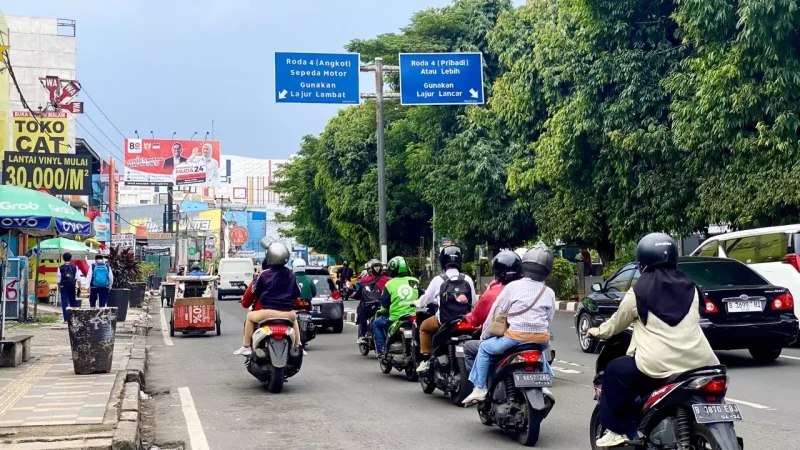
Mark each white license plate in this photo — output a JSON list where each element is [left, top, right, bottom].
[[726, 300, 762, 313], [692, 403, 743, 423], [312, 306, 321, 313], [455, 345, 464, 357], [403, 330, 413, 338]]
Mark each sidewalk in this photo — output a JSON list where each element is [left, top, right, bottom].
[[0, 295, 152, 449]]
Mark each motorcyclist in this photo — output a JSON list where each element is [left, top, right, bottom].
[[234, 243, 301, 357], [187, 262, 206, 276], [415, 245, 476, 373], [587, 233, 719, 447], [463, 244, 556, 405], [352, 259, 391, 343], [373, 256, 419, 355], [293, 259, 317, 301], [335, 260, 354, 290], [461, 250, 524, 373]]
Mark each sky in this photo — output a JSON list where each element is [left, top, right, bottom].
[[0, 0, 500, 162]]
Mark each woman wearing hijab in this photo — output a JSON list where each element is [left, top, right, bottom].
[[587, 233, 719, 448]]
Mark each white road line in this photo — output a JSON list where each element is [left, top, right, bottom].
[[159, 308, 174, 346], [779, 355, 800, 361], [726, 397, 771, 410], [552, 366, 582, 375], [556, 359, 584, 368], [178, 387, 210, 450]]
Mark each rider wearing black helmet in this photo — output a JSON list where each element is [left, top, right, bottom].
[[460, 250, 523, 373], [587, 233, 719, 447], [415, 244, 477, 373], [463, 244, 557, 405], [352, 259, 391, 343]]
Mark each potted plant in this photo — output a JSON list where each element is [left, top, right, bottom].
[[131, 262, 157, 307], [106, 246, 140, 321]]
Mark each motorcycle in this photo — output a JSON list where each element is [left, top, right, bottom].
[[378, 314, 418, 381], [589, 331, 744, 449], [414, 307, 478, 405], [294, 298, 316, 348], [245, 318, 303, 393], [357, 300, 381, 356], [338, 280, 354, 301], [476, 343, 555, 447]]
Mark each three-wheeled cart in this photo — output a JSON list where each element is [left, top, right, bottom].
[[168, 276, 221, 337]]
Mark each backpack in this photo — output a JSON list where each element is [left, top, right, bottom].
[[92, 264, 111, 288], [438, 273, 473, 322], [362, 277, 382, 304], [60, 264, 77, 288]]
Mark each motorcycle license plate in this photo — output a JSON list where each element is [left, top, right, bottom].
[[403, 330, 413, 338], [692, 403, 743, 424], [513, 372, 553, 388], [312, 306, 321, 313]]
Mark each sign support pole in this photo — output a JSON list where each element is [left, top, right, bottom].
[[360, 58, 400, 264]]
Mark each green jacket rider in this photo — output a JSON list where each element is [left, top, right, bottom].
[[373, 256, 420, 354], [292, 259, 317, 300]]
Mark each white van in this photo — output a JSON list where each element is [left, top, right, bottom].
[[218, 258, 254, 300], [692, 224, 800, 318]]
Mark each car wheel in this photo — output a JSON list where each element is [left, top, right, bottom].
[[578, 314, 599, 354], [331, 319, 344, 334], [749, 347, 782, 363]]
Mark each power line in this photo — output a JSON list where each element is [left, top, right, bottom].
[[80, 85, 127, 139], [82, 111, 125, 154]]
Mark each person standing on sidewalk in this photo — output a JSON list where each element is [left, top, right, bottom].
[[85, 255, 113, 308], [57, 252, 79, 322]]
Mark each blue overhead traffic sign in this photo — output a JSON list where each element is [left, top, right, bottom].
[[398, 52, 484, 106], [274, 52, 360, 104]]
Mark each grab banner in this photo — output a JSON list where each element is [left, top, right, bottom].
[[124, 138, 221, 187]]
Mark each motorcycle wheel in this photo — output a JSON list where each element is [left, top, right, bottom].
[[478, 403, 493, 426], [359, 342, 370, 356], [420, 372, 436, 394], [450, 358, 473, 406], [588, 404, 605, 450], [517, 398, 543, 447], [691, 423, 728, 450], [267, 367, 284, 394], [379, 356, 393, 374], [405, 367, 419, 382]]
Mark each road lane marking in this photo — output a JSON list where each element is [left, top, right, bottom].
[[159, 308, 174, 346], [726, 397, 771, 410], [178, 387, 210, 450], [779, 355, 800, 361], [556, 359, 584, 368], [552, 366, 582, 374]]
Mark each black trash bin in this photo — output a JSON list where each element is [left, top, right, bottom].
[[107, 289, 130, 322], [129, 283, 146, 308], [161, 283, 176, 307], [67, 307, 117, 374]]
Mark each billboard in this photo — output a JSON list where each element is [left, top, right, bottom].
[[12, 111, 68, 153], [124, 138, 221, 187], [94, 213, 111, 242], [3, 153, 91, 195]]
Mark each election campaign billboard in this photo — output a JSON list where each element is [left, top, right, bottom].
[[12, 111, 68, 153], [3, 153, 91, 195], [124, 138, 221, 187]]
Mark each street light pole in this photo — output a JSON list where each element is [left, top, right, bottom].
[[360, 58, 400, 264]]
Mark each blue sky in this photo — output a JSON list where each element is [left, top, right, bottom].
[[1, 0, 508, 161]]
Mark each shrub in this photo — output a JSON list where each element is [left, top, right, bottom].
[[547, 258, 576, 300], [137, 262, 158, 283], [107, 246, 140, 289]]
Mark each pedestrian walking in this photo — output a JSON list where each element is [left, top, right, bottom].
[[147, 269, 155, 290], [57, 252, 79, 322], [85, 255, 113, 308]]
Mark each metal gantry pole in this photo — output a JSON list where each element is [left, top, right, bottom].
[[360, 58, 400, 264]]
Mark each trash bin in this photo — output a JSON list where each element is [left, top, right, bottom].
[[129, 283, 146, 308], [161, 283, 176, 307], [67, 307, 117, 374]]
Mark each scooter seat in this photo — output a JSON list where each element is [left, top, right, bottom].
[[663, 365, 727, 384], [258, 318, 294, 328]]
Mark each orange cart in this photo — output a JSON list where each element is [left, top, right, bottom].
[[169, 276, 221, 336]]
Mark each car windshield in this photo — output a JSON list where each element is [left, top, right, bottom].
[[678, 260, 767, 288], [308, 274, 333, 296]]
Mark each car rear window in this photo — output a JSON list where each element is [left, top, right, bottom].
[[678, 260, 767, 287], [722, 233, 789, 264], [309, 274, 332, 296], [220, 260, 253, 274]]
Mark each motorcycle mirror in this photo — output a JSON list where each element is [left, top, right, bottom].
[[591, 283, 602, 293]]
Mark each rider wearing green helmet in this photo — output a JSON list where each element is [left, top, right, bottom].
[[373, 256, 421, 354]]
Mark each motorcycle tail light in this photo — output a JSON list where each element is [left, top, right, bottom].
[[266, 324, 289, 338], [294, 298, 309, 308], [410, 315, 417, 323], [331, 290, 341, 301], [690, 376, 728, 394], [513, 351, 542, 364], [453, 320, 474, 332]]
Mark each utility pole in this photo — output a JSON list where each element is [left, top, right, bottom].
[[360, 57, 400, 264], [214, 196, 228, 258]]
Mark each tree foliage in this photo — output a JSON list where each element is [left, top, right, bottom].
[[277, 0, 800, 265]]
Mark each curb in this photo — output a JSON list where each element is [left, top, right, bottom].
[[556, 301, 579, 312], [344, 310, 357, 323]]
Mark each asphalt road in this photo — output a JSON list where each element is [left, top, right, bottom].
[[144, 301, 800, 450]]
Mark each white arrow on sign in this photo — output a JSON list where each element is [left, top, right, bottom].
[[278, 89, 288, 99], [469, 88, 479, 99]]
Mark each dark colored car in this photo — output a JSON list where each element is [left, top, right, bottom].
[[574, 257, 799, 362], [306, 267, 344, 333]]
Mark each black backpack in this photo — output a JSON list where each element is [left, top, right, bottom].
[[438, 273, 473, 322], [362, 277, 382, 304], [60, 264, 77, 288]]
